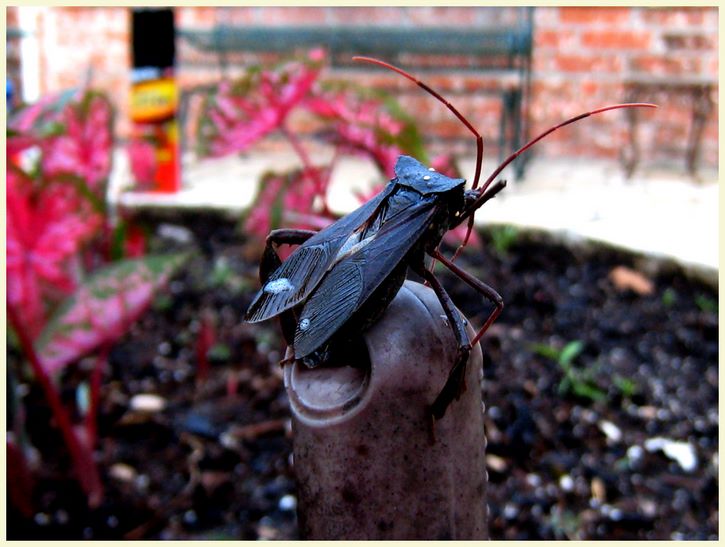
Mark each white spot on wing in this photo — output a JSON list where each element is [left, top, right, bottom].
[[299, 318, 310, 331], [264, 278, 294, 294]]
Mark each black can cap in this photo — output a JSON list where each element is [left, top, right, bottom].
[[131, 8, 175, 69]]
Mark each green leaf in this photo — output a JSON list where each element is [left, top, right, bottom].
[[613, 375, 637, 398], [490, 225, 519, 257], [572, 381, 607, 402], [559, 340, 584, 368], [695, 293, 717, 314], [529, 342, 561, 362], [35, 253, 189, 374], [558, 376, 572, 397], [661, 287, 678, 308], [208, 343, 232, 361]]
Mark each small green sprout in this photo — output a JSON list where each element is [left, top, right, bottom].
[[208, 343, 232, 362], [613, 374, 638, 399], [661, 287, 678, 308], [489, 225, 519, 258], [695, 293, 717, 314], [530, 340, 606, 403], [153, 293, 174, 312]]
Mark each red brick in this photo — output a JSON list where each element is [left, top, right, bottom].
[[704, 124, 718, 142], [534, 28, 580, 51], [178, 7, 217, 27], [707, 57, 718, 77], [258, 7, 328, 25], [630, 55, 701, 76], [581, 30, 651, 50], [223, 7, 257, 25], [327, 7, 403, 25], [7, 6, 19, 26], [556, 54, 622, 73], [423, 74, 456, 92], [580, 81, 600, 97], [407, 7, 480, 27], [640, 7, 711, 26], [535, 30, 561, 48], [559, 7, 631, 25], [534, 7, 560, 27], [663, 33, 716, 51]]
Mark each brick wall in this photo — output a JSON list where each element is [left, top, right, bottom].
[[20, 6, 718, 169], [6, 6, 23, 107], [532, 7, 718, 167], [29, 7, 131, 133]]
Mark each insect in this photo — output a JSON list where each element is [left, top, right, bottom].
[[245, 56, 656, 420]]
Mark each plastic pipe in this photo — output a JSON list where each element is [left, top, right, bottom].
[[284, 280, 488, 539]]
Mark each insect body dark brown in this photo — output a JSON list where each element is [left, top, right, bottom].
[[245, 57, 657, 420]]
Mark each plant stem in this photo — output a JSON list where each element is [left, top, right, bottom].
[[86, 345, 109, 450], [7, 306, 104, 508], [280, 123, 333, 217]]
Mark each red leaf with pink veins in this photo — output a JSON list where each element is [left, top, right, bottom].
[[245, 167, 333, 242], [42, 94, 114, 195], [200, 51, 324, 158], [128, 137, 157, 184], [35, 253, 189, 374], [304, 91, 408, 177], [6, 173, 102, 338], [6, 134, 38, 159], [8, 90, 71, 133]]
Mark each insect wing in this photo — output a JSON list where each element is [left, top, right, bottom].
[[245, 182, 396, 323], [293, 196, 438, 358]]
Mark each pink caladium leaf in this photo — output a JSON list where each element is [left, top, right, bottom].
[[197, 49, 326, 158], [7, 171, 102, 338], [245, 167, 334, 248], [7, 89, 79, 166], [41, 92, 114, 198], [7, 89, 114, 213], [7, 100, 57, 169], [304, 84, 426, 178], [8, 88, 76, 135], [127, 137, 157, 186], [34, 253, 189, 374]]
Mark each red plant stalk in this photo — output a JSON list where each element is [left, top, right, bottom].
[[7, 438, 35, 517], [226, 371, 239, 397], [196, 313, 216, 386], [280, 123, 333, 217], [7, 306, 104, 508], [85, 345, 110, 450]]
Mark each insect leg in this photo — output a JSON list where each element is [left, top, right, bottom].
[[412, 262, 472, 421], [431, 249, 504, 349], [261, 229, 317, 346], [260, 229, 317, 283]]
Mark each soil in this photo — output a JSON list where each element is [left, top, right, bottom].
[[7, 212, 718, 540]]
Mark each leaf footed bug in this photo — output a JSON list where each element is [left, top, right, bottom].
[[245, 56, 656, 421]]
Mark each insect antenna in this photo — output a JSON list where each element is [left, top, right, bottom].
[[353, 56, 484, 191], [353, 57, 657, 261], [449, 102, 658, 260]]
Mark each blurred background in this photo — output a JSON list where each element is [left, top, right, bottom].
[[7, 6, 718, 167], [5, 5, 719, 541]]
